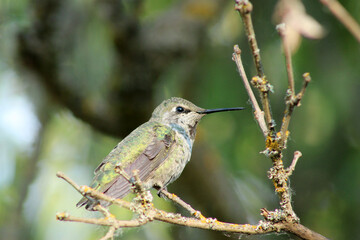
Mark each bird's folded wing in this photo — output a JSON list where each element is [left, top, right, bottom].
[[76, 122, 175, 208], [103, 124, 175, 199]]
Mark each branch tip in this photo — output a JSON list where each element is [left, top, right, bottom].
[[235, 0, 253, 14], [56, 212, 70, 221], [302, 72, 311, 83], [56, 171, 65, 178], [286, 151, 302, 176], [234, 45, 241, 54]]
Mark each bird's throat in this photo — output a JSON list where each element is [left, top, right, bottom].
[[170, 123, 194, 151]]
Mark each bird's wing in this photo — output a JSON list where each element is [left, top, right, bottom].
[[76, 122, 176, 209], [102, 123, 175, 199]]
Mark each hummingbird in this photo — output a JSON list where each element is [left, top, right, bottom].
[[77, 97, 244, 210]]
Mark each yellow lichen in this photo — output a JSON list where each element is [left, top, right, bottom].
[[266, 135, 279, 151], [214, 220, 224, 225], [276, 187, 286, 193], [56, 212, 69, 220], [199, 215, 207, 223], [80, 185, 92, 193]]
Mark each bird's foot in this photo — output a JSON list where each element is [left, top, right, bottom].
[[154, 185, 168, 198]]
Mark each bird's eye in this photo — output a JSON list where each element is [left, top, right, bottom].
[[176, 106, 184, 113]]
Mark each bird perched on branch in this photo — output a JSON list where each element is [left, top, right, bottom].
[[77, 97, 244, 210]]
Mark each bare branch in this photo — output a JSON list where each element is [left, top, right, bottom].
[[296, 73, 312, 105], [56, 172, 328, 239], [59, 171, 133, 210], [56, 212, 149, 228], [99, 226, 116, 240], [286, 151, 302, 177], [231, 3, 328, 240], [132, 169, 147, 195], [56, 171, 85, 197], [153, 210, 274, 234], [94, 205, 114, 218], [114, 165, 132, 183], [56, 212, 113, 227], [284, 222, 329, 240], [160, 189, 205, 220], [276, 23, 295, 97], [279, 73, 311, 148], [319, 0, 360, 43], [235, 0, 264, 77], [232, 46, 268, 136]]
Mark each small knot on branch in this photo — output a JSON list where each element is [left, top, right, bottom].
[[261, 208, 286, 222], [234, 0, 253, 14]]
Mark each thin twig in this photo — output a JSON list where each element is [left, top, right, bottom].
[[279, 73, 311, 147], [99, 226, 116, 240], [56, 212, 113, 226], [114, 165, 131, 182], [319, 0, 360, 43], [235, 0, 264, 77], [57, 212, 148, 227], [56, 171, 86, 197], [276, 23, 295, 97], [286, 151, 302, 176], [94, 205, 114, 218], [160, 189, 205, 220], [132, 169, 146, 194], [276, 22, 296, 147], [57, 171, 132, 210], [296, 73, 311, 105], [232, 45, 268, 136]]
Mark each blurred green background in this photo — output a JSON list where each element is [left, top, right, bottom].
[[0, 0, 359, 239]]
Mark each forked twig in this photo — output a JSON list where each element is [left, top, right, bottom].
[[235, 0, 273, 132], [232, 1, 327, 239]]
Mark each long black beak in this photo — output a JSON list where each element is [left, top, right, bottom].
[[197, 107, 245, 114]]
